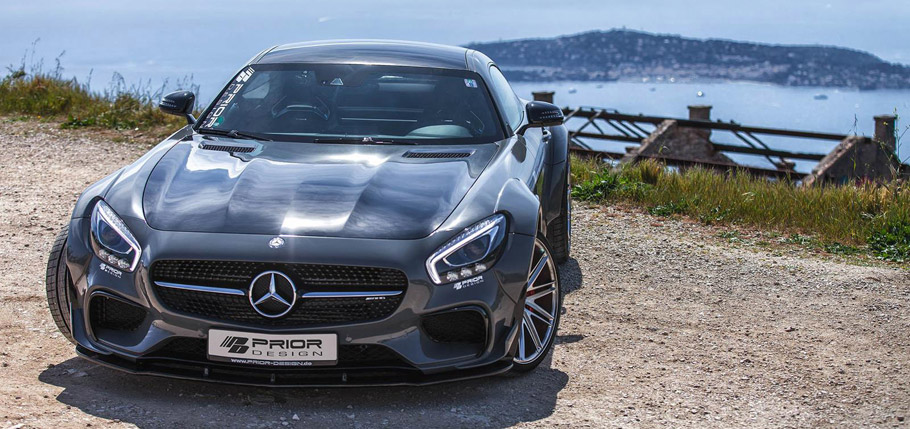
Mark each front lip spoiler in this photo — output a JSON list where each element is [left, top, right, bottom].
[[76, 345, 513, 387]]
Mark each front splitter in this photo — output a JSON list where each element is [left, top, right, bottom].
[[76, 345, 513, 387]]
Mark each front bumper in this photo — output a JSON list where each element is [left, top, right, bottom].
[[65, 215, 535, 386]]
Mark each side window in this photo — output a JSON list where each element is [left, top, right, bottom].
[[487, 66, 524, 132]]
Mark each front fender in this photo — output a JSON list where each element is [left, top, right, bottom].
[[494, 178, 540, 237], [72, 126, 191, 221], [546, 123, 569, 165], [71, 170, 123, 219]]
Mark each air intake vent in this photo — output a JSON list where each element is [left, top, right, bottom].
[[421, 309, 486, 344], [199, 143, 256, 153], [89, 294, 147, 332], [404, 151, 472, 159]]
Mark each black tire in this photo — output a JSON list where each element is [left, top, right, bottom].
[[511, 233, 562, 373], [548, 160, 571, 264], [46, 225, 76, 345]]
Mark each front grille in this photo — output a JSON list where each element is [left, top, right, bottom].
[[150, 260, 408, 326], [89, 295, 147, 331], [421, 309, 487, 344], [148, 337, 409, 368], [155, 287, 402, 326], [152, 260, 407, 292]]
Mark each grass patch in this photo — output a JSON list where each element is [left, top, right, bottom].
[[0, 49, 194, 135], [868, 219, 910, 262], [571, 156, 910, 263], [649, 200, 689, 217]]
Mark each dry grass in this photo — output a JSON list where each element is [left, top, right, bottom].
[[571, 156, 910, 261], [0, 56, 190, 135]]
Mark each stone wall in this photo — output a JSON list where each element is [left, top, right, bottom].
[[621, 107, 734, 166], [803, 115, 899, 186]]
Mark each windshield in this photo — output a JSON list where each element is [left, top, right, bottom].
[[197, 64, 506, 144]]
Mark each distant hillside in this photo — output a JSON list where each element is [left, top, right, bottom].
[[465, 30, 910, 90]]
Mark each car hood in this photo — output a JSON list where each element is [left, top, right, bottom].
[[142, 137, 498, 239]]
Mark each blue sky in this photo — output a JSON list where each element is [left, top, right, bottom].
[[2, 0, 908, 98], [3, 0, 909, 60]]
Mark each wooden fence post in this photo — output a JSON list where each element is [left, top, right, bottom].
[[688, 105, 712, 121], [532, 91, 555, 103], [874, 115, 897, 158]]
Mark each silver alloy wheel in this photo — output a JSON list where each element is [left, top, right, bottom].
[[514, 238, 559, 365]]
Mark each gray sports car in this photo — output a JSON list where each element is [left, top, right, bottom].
[[46, 40, 571, 386]]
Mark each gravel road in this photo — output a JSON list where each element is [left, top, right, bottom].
[[0, 119, 908, 428]]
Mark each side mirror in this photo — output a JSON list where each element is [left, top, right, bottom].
[[158, 91, 196, 125], [518, 101, 564, 134]]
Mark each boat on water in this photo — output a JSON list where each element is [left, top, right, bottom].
[[814, 94, 829, 100]]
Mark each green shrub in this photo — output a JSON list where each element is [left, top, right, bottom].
[[868, 219, 910, 262], [824, 242, 861, 255], [649, 199, 690, 216]]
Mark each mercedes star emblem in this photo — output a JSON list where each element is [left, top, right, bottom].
[[269, 237, 286, 249], [248, 271, 297, 318]]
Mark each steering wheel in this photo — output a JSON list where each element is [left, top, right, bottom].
[[430, 108, 484, 135], [271, 99, 330, 121]]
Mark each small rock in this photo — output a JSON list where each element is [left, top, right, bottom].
[[784, 326, 797, 332], [292, 414, 300, 421]]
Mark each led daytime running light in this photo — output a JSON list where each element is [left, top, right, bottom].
[[426, 214, 505, 284], [91, 200, 142, 272]]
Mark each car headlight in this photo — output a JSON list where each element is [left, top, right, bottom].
[[90, 200, 141, 272], [426, 214, 507, 284]]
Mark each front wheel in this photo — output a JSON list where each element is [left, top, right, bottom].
[[46, 225, 76, 344], [548, 161, 571, 264], [511, 234, 562, 373]]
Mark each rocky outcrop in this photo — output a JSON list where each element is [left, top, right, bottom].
[[466, 30, 910, 90]]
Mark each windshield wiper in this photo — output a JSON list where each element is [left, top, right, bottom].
[[313, 136, 417, 145], [197, 128, 272, 142]]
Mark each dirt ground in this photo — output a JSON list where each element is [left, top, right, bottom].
[[0, 119, 908, 428]]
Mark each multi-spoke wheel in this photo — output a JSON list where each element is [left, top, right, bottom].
[[512, 234, 561, 372]]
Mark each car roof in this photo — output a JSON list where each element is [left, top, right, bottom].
[[255, 40, 472, 70]]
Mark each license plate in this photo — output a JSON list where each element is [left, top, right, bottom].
[[207, 329, 338, 367]]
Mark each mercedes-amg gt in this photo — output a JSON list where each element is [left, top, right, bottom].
[[46, 40, 571, 386]]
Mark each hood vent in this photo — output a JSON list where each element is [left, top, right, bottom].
[[199, 143, 256, 153], [404, 150, 473, 159]]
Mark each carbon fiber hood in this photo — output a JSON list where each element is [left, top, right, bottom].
[[141, 137, 498, 239]]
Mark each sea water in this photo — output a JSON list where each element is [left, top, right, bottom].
[[512, 81, 910, 170]]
